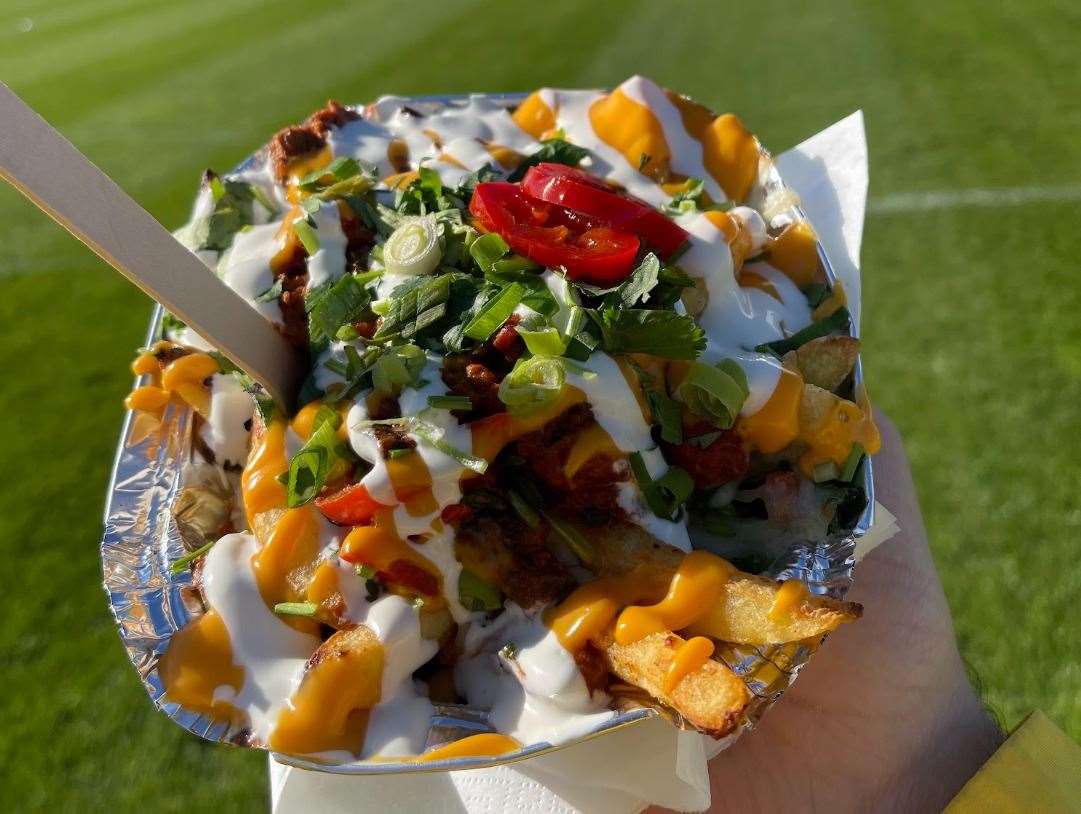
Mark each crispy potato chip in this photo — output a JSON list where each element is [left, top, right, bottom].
[[798, 382, 839, 431], [601, 631, 750, 737], [793, 335, 859, 392]]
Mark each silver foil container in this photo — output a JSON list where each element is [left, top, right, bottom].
[[101, 92, 874, 774]]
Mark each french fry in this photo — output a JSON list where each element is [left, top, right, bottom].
[[600, 631, 750, 737], [589, 522, 861, 644], [269, 625, 383, 755], [683, 572, 861, 644]]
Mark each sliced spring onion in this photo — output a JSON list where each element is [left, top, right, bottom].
[[384, 215, 443, 276], [629, 452, 693, 520], [169, 539, 216, 576], [490, 255, 541, 276], [498, 355, 565, 415], [411, 419, 488, 474], [813, 461, 841, 483], [518, 326, 566, 357], [646, 388, 684, 444], [307, 273, 372, 342], [678, 359, 749, 429], [463, 283, 526, 341], [539, 508, 594, 565], [372, 343, 425, 394], [427, 395, 472, 411], [506, 489, 540, 529], [458, 569, 503, 612], [355, 563, 378, 580], [840, 442, 866, 481], [292, 217, 320, 255], [387, 447, 413, 459], [274, 601, 318, 617], [802, 282, 831, 309], [469, 232, 509, 272], [756, 307, 851, 357]]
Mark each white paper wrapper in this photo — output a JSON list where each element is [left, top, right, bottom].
[[268, 110, 900, 813]]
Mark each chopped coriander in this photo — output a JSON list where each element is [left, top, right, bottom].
[[506, 137, 589, 182], [611, 253, 660, 308], [591, 306, 705, 359]]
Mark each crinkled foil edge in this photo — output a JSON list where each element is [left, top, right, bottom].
[[101, 93, 873, 775]]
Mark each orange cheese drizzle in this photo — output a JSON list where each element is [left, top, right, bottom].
[[589, 88, 674, 184], [124, 349, 218, 419], [663, 636, 715, 695], [768, 579, 810, 622], [269, 643, 382, 757], [415, 733, 521, 762], [158, 609, 244, 724], [548, 551, 735, 653]]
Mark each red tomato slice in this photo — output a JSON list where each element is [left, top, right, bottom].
[[470, 182, 640, 285], [315, 482, 388, 526], [522, 163, 689, 258]]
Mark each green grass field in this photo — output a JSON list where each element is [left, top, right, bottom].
[[2, 0, 1079, 809]]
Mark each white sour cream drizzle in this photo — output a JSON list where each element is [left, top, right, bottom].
[[456, 604, 614, 746], [217, 221, 285, 324], [200, 373, 253, 467], [303, 202, 349, 290], [201, 533, 319, 744], [565, 351, 692, 551]]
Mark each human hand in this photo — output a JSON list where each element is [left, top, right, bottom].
[[654, 414, 1004, 813]]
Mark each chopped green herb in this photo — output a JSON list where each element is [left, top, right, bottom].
[[458, 569, 503, 612], [292, 217, 320, 256], [427, 395, 472, 411], [802, 282, 831, 309], [274, 601, 318, 617], [611, 253, 660, 308], [387, 447, 413, 460], [469, 232, 510, 273], [463, 282, 525, 341], [840, 442, 866, 482], [169, 539, 216, 576], [355, 563, 378, 580], [411, 419, 489, 474], [677, 359, 749, 429], [756, 307, 851, 357], [307, 273, 373, 343], [254, 277, 284, 304], [591, 306, 706, 359], [506, 137, 589, 182], [507, 489, 540, 529], [540, 508, 594, 565], [629, 452, 693, 520], [646, 388, 684, 444], [373, 273, 455, 340]]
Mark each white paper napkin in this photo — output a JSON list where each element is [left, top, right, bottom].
[[270, 110, 893, 814]]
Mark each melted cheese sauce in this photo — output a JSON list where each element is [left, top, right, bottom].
[[155, 76, 874, 763]]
